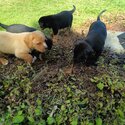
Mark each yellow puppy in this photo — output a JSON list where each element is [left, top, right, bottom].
[[0, 31, 47, 64]]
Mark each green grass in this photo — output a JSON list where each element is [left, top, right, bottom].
[[0, 0, 125, 29]]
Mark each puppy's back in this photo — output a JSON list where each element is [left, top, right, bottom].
[[6, 24, 36, 33], [0, 32, 15, 54], [0, 31, 28, 54]]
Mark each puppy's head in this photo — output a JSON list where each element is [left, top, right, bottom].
[[73, 39, 94, 63], [38, 16, 52, 29], [25, 31, 48, 53]]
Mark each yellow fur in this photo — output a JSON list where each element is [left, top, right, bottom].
[[0, 31, 47, 64]]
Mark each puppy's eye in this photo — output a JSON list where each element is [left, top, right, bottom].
[[36, 42, 41, 45]]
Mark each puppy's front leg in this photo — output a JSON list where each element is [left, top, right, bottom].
[[67, 27, 71, 34], [15, 52, 33, 63]]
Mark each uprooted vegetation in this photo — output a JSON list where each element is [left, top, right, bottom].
[[0, 15, 125, 125]]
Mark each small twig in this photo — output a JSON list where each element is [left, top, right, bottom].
[[50, 105, 58, 117]]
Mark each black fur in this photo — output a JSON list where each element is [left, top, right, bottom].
[[45, 36, 53, 50], [0, 23, 36, 33], [38, 5, 76, 35], [73, 10, 107, 65]]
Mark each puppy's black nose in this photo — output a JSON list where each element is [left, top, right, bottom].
[[45, 37, 53, 50], [73, 56, 86, 64]]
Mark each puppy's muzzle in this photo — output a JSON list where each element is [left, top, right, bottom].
[[73, 56, 86, 64], [39, 23, 45, 30], [43, 42, 48, 49]]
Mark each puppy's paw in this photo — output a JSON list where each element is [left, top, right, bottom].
[[0, 58, 8, 65], [25, 55, 33, 64], [15, 52, 33, 64], [32, 56, 37, 63]]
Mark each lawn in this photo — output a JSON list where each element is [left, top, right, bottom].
[[0, 0, 125, 28], [0, 0, 125, 125]]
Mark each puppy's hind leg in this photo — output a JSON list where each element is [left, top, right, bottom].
[[0, 58, 8, 65], [52, 28, 58, 43], [15, 52, 33, 64], [68, 19, 73, 32], [0, 52, 9, 65], [66, 27, 71, 34]]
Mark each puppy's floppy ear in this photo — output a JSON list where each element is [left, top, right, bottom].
[[24, 33, 34, 48], [87, 48, 94, 55], [84, 47, 94, 59], [32, 40, 41, 44]]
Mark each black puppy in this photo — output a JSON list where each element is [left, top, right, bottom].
[[38, 5, 76, 35], [73, 10, 107, 65], [0, 23, 36, 33]]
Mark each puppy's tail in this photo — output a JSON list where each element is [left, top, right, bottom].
[[97, 9, 106, 20], [0, 23, 8, 29], [70, 5, 76, 14]]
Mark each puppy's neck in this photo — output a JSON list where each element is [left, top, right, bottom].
[[82, 40, 91, 48]]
